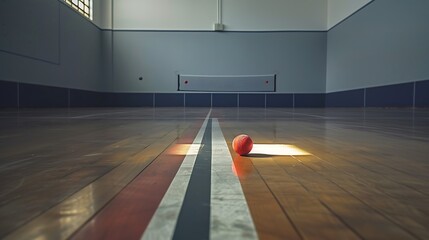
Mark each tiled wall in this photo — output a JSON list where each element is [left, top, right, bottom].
[[1, 80, 428, 108]]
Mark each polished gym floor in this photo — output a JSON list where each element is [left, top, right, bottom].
[[0, 108, 428, 240]]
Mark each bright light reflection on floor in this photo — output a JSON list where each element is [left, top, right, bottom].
[[170, 144, 308, 156], [169, 144, 202, 155], [249, 144, 310, 156]]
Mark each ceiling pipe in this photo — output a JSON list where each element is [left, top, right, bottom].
[[217, 0, 222, 24], [215, 0, 224, 31]]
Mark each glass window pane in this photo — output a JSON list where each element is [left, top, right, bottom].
[[64, 0, 92, 20]]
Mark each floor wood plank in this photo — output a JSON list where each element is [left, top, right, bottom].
[[1, 108, 428, 239], [3, 128, 183, 240]]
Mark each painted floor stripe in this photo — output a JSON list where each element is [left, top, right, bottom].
[[141, 112, 257, 240], [173, 119, 212, 240], [141, 110, 211, 240], [211, 119, 258, 240]]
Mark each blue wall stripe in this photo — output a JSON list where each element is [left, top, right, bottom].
[[0, 80, 18, 108], [415, 80, 429, 107], [104, 93, 153, 107], [212, 93, 238, 107], [2, 80, 428, 108], [326, 89, 365, 107], [185, 93, 211, 107], [19, 83, 69, 108], [70, 89, 103, 107], [266, 94, 294, 108], [366, 82, 414, 107], [294, 94, 325, 108], [155, 93, 184, 107], [238, 94, 265, 108]]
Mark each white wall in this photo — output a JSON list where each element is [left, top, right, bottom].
[[93, 0, 112, 29], [112, 0, 327, 31], [70, 0, 375, 31], [327, 0, 371, 29], [102, 0, 375, 31], [113, 0, 217, 30], [223, 0, 326, 31]]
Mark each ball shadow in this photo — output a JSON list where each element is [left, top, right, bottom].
[[244, 153, 276, 158]]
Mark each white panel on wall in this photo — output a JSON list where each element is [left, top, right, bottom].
[[178, 75, 276, 92], [222, 0, 327, 31], [113, 0, 217, 30], [327, 0, 371, 29]]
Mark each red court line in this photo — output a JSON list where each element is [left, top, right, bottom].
[[71, 121, 202, 240]]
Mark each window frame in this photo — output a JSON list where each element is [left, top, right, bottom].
[[64, 0, 92, 20]]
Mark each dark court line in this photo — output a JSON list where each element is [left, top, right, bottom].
[[172, 119, 212, 240]]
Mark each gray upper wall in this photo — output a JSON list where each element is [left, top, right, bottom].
[[2, 0, 428, 94], [0, 0, 60, 64], [326, 0, 429, 92], [109, 31, 327, 93], [1, 0, 326, 93], [0, 0, 102, 91]]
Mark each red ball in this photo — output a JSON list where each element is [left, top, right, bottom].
[[232, 134, 253, 156]]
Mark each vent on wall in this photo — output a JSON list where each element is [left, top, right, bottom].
[[178, 74, 276, 92]]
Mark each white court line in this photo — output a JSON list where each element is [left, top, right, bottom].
[[141, 110, 211, 240], [210, 119, 258, 240]]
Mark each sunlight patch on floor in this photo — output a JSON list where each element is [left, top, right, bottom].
[[250, 144, 310, 156]]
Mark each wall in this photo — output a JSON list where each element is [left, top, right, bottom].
[[95, 0, 373, 31], [222, 0, 326, 31], [326, 0, 429, 92], [113, 0, 327, 31], [109, 0, 327, 94], [111, 31, 327, 93], [327, 0, 372, 29], [326, 0, 429, 107], [4, 0, 323, 108], [96, 0, 114, 92], [2, 0, 428, 108], [113, 0, 216, 30], [0, 0, 103, 91], [93, 0, 112, 29], [0, 0, 60, 66]]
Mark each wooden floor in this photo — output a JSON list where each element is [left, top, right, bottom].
[[0, 108, 428, 240]]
